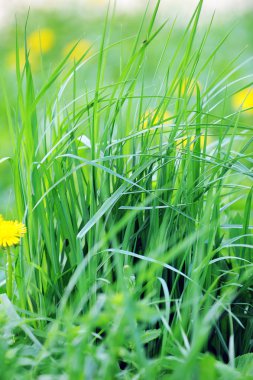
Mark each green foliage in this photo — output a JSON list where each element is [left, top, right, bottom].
[[0, 1, 252, 378]]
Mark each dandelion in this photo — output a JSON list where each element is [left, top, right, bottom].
[[0, 217, 27, 248], [111, 292, 124, 307], [0, 216, 26, 299], [176, 134, 212, 151], [7, 48, 39, 71], [180, 77, 202, 96], [142, 110, 171, 130], [232, 88, 253, 115], [28, 28, 55, 54], [63, 39, 92, 62]]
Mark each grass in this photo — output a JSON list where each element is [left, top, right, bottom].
[[0, 1, 253, 378]]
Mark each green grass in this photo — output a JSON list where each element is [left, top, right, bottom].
[[0, 1, 253, 378]]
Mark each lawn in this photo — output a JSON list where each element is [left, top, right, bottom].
[[0, 1, 253, 379]]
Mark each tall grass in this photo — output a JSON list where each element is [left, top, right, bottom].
[[1, 1, 253, 378]]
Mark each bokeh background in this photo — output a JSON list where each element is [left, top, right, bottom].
[[0, 0, 253, 212], [1, 0, 253, 25]]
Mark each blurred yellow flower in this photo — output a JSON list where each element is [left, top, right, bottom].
[[142, 110, 171, 130], [180, 78, 201, 96], [232, 88, 253, 115], [176, 134, 212, 151], [7, 48, 38, 71], [63, 39, 92, 61], [0, 216, 27, 248], [199, 134, 212, 149], [27, 28, 55, 54], [111, 292, 124, 307]]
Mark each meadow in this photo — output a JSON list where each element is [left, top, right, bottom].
[[0, 1, 253, 378]]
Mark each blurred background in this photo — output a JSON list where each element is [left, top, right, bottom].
[[0, 0, 253, 213], [1, 0, 253, 26]]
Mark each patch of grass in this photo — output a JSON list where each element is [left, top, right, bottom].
[[0, 1, 253, 378]]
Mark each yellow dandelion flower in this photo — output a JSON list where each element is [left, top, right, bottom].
[[0, 216, 27, 248], [63, 39, 92, 61], [28, 28, 55, 54], [180, 77, 202, 96], [199, 134, 212, 149], [232, 88, 253, 115], [7, 48, 39, 71], [176, 135, 194, 149], [176, 134, 212, 151], [142, 110, 171, 130], [111, 292, 124, 307], [7, 49, 25, 69]]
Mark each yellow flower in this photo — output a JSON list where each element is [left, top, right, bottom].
[[142, 110, 171, 130], [180, 77, 201, 96], [63, 39, 92, 61], [111, 292, 124, 307], [27, 28, 55, 54], [0, 216, 27, 248], [7, 48, 39, 71], [232, 88, 253, 115], [176, 134, 212, 151]]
